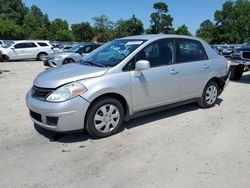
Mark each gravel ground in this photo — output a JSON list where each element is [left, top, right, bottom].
[[0, 61, 250, 188]]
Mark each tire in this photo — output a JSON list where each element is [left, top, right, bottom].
[[198, 81, 219, 108], [229, 65, 244, 80], [63, 58, 74, 65], [85, 97, 124, 138], [2, 55, 10, 62], [37, 52, 47, 61]]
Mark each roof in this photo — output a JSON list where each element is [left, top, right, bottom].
[[119, 34, 198, 41]]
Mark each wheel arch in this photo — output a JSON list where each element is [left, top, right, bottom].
[[84, 92, 130, 128]]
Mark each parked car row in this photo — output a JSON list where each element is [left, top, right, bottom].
[[43, 43, 101, 67], [26, 34, 230, 138], [0, 40, 100, 63]]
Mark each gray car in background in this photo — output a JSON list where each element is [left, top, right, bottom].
[[26, 35, 229, 138], [43, 43, 101, 67]]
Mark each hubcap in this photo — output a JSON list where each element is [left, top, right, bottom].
[[94, 104, 120, 133], [64, 59, 73, 64], [40, 54, 46, 61], [205, 85, 218, 105]]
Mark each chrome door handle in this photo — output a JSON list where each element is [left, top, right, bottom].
[[170, 69, 179, 75], [203, 64, 210, 69]]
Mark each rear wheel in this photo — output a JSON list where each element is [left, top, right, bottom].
[[63, 58, 74, 65], [37, 53, 47, 61], [85, 97, 124, 138], [198, 81, 219, 108], [229, 65, 244, 80]]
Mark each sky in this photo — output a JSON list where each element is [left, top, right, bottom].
[[22, 0, 228, 35]]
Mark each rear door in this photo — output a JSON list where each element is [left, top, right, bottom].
[[175, 39, 211, 100]]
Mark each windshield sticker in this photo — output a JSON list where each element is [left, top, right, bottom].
[[126, 41, 144, 45]]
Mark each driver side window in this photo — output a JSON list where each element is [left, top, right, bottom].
[[123, 39, 174, 71]]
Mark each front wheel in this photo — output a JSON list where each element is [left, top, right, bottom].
[[63, 58, 74, 65], [85, 97, 124, 138], [198, 81, 219, 108]]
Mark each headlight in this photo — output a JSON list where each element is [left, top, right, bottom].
[[46, 82, 87, 102]]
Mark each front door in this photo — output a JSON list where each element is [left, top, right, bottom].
[[129, 39, 182, 112]]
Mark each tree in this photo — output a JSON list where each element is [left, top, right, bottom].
[[50, 18, 70, 41], [213, 0, 250, 43], [54, 30, 74, 42], [92, 15, 114, 42], [196, 20, 215, 43], [0, 18, 24, 39], [0, 0, 28, 25], [175, 24, 192, 36], [71, 22, 94, 42], [149, 2, 174, 34], [23, 5, 50, 39], [115, 15, 144, 38]]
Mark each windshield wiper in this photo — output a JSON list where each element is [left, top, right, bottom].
[[81, 60, 106, 68]]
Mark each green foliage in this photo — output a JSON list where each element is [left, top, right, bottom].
[[54, 30, 74, 42], [149, 2, 174, 34], [197, 0, 250, 44], [175, 25, 192, 36], [115, 15, 144, 38], [50, 18, 70, 40], [0, 0, 27, 25], [92, 15, 114, 42], [196, 20, 216, 43], [0, 18, 24, 39], [71, 22, 94, 42], [23, 5, 50, 39]]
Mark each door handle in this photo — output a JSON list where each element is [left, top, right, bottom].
[[203, 64, 210, 69], [170, 69, 179, 75]]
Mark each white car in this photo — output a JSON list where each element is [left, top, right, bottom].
[[0, 40, 54, 61]]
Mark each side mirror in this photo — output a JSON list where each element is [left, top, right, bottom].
[[135, 60, 150, 71], [10, 47, 15, 50], [241, 51, 250, 61]]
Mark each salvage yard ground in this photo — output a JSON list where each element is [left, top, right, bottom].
[[0, 61, 250, 188]]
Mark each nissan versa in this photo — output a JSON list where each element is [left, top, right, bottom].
[[26, 35, 229, 138]]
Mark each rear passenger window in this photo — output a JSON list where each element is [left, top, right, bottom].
[[177, 39, 208, 62], [26, 42, 37, 48], [38, 42, 48, 47]]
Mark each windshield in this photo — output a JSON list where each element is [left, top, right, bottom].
[[80, 39, 145, 67], [68, 45, 82, 53], [2, 43, 12, 48]]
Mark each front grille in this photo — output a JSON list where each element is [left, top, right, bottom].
[[31, 86, 55, 100], [30, 110, 42, 122]]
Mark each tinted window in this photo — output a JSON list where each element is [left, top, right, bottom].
[[38, 42, 48, 47], [127, 39, 174, 69], [14, 42, 37, 49], [177, 39, 208, 62]]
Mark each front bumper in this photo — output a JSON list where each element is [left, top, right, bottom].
[[26, 90, 90, 132], [43, 58, 63, 68]]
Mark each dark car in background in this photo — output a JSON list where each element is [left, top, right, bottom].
[[229, 45, 250, 80]]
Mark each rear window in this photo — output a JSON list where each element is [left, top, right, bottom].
[[37, 42, 48, 47], [177, 39, 208, 63]]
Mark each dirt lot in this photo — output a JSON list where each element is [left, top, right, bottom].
[[0, 61, 250, 188]]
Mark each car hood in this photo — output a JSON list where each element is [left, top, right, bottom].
[[33, 63, 109, 88]]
